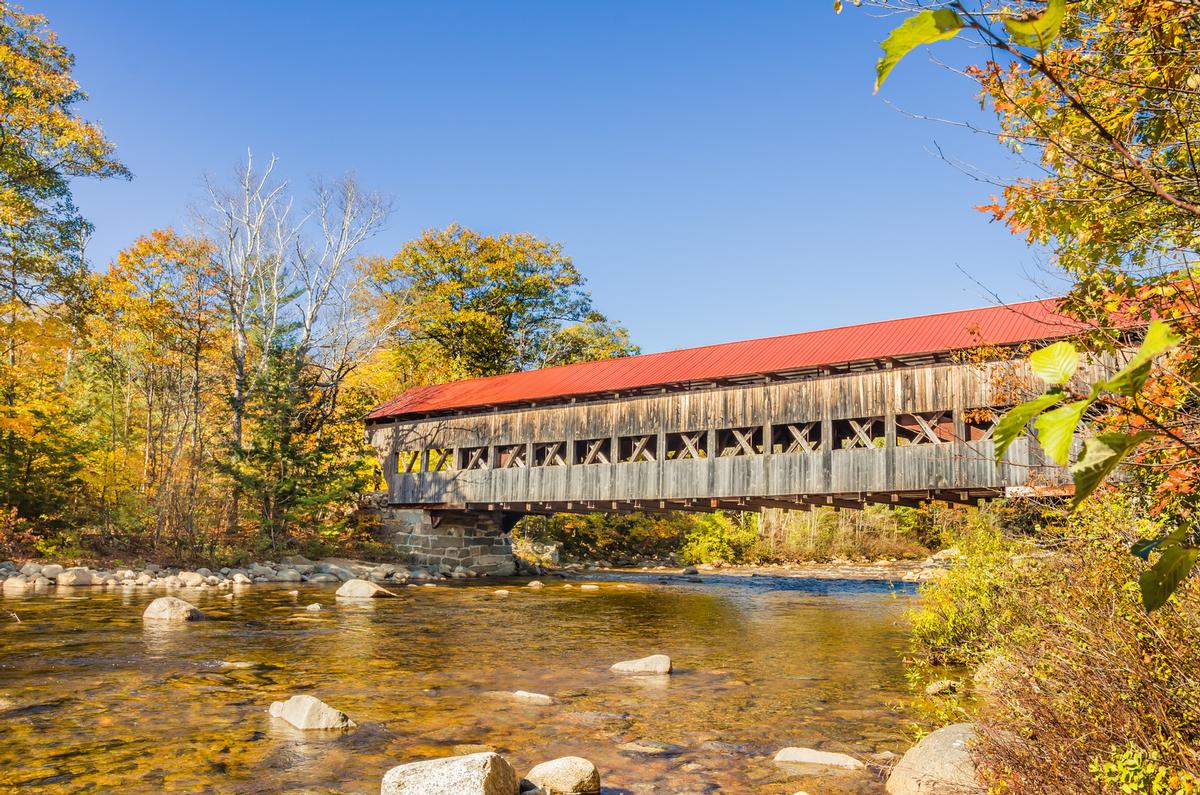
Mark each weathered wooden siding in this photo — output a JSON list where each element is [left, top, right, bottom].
[[368, 357, 1104, 510]]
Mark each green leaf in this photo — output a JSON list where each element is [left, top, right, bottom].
[[1034, 398, 1090, 466], [1070, 431, 1151, 506], [1029, 340, 1079, 385], [1003, 0, 1066, 51], [1139, 546, 1199, 612], [1102, 320, 1182, 397], [874, 9, 964, 93], [1131, 528, 1188, 561], [993, 392, 1063, 462]]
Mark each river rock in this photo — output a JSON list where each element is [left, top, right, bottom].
[[178, 571, 206, 587], [886, 723, 981, 794], [773, 747, 865, 770], [268, 694, 356, 730], [2, 574, 28, 592], [316, 562, 356, 581], [925, 679, 958, 696], [40, 564, 63, 579], [231, 572, 252, 584], [335, 578, 398, 598], [308, 573, 340, 583], [526, 580, 545, 589], [610, 654, 672, 675], [381, 751, 520, 795], [579, 584, 600, 591], [511, 691, 554, 706], [305, 603, 322, 611], [19, 562, 41, 577], [276, 568, 302, 582], [142, 596, 206, 622], [525, 756, 600, 795], [56, 568, 93, 586]]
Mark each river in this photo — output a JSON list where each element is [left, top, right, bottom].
[[0, 572, 916, 794]]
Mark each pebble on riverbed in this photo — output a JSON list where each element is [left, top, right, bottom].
[[772, 747, 865, 770]]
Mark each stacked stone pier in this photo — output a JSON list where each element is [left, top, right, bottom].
[[380, 507, 520, 576]]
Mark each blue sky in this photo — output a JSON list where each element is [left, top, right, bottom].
[[42, 1, 1059, 353]]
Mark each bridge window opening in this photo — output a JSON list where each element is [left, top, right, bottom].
[[771, 422, 821, 453], [619, 434, 657, 463], [396, 450, 422, 473], [716, 427, 763, 457], [832, 417, 883, 449], [964, 408, 999, 442], [497, 444, 527, 469], [461, 446, 490, 470], [575, 437, 612, 465], [534, 441, 568, 466], [896, 411, 955, 445], [665, 431, 707, 460], [425, 448, 454, 471]]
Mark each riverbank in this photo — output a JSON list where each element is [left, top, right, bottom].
[[0, 553, 948, 596]]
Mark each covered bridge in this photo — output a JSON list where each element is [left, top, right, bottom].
[[364, 299, 1092, 572]]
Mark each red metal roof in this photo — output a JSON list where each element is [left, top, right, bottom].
[[367, 298, 1079, 420]]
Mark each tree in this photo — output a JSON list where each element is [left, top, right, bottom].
[[205, 155, 394, 544], [90, 231, 223, 553], [368, 224, 634, 378], [0, 1, 127, 525], [854, 0, 1200, 604]]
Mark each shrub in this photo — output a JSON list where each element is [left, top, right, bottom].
[[907, 510, 1022, 667], [909, 493, 1200, 793]]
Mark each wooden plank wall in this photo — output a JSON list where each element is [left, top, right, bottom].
[[367, 357, 1103, 509]]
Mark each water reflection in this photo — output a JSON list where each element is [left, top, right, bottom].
[[0, 574, 915, 793]]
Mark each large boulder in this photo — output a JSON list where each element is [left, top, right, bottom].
[[886, 723, 982, 794], [524, 756, 601, 795], [268, 694, 356, 730], [336, 578, 398, 598], [381, 751, 519, 795], [609, 654, 672, 675], [55, 568, 93, 587], [773, 747, 865, 770], [40, 564, 63, 580], [142, 596, 206, 622]]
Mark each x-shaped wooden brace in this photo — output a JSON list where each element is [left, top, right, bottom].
[[500, 444, 526, 469], [627, 435, 655, 462], [847, 419, 876, 448], [581, 439, 610, 465], [785, 422, 819, 453], [729, 428, 758, 456], [911, 412, 949, 444], [464, 447, 488, 470], [537, 442, 566, 466], [677, 432, 704, 459], [427, 449, 452, 471], [402, 451, 420, 472]]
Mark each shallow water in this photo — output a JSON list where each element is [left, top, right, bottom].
[[0, 573, 916, 794]]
